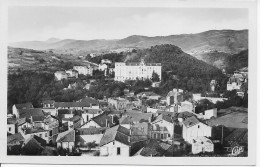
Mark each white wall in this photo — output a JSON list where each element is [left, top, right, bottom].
[[57, 142, 75, 152], [100, 141, 130, 156], [182, 122, 212, 143], [81, 120, 101, 128]]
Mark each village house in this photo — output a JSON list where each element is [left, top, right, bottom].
[[7, 118, 17, 135], [120, 110, 153, 129], [21, 135, 46, 155], [191, 136, 214, 154], [182, 116, 212, 143], [73, 66, 93, 76], [17, 118, 32, 134], [77, 97, 100, 109], [133, 139, 167, 157], [41, 100, 57, 116], [100, 125, 131, 156], [54, 101, 98, 110], [99, 63, 108, 71], [12, 103, 34, 118], [136, 91, 161, 100], [108, 97, 130, 110], [203, 108, 217, 120], [81, 109, 103, 123], [151, 114, 174, 141], [166, 88, 183, 106], [56, 129, 75, 152], [101, 59, 112, 64], [75, 127, 107, 147], [62, 115, 84, 129], [43, 115, 60, 144], [131, 122, 152, 143], [15, 108, 45, 122], [23, 128, 50, 143], [65, 69, 79, 78], [42, 100, 55, 108], [80, 113, 116, 128], [178, 100, 194, 113], [54, 71, 68, 81], [7, 133, 25, 155]]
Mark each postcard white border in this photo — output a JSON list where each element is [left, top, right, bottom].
[[0, 0, 257, 165]]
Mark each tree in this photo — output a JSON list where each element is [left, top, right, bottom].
[[151, 71, 160, 82]]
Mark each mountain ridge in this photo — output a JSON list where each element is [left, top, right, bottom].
[[9, 29, 248, 55]]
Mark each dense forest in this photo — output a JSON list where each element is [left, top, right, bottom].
[[225, 49, 248, 73]]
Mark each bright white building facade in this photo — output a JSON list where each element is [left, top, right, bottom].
[[73, 66, 93, 76], [114, 59, 161, 82]]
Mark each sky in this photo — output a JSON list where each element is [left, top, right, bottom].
[[8, 7, 248, 42]]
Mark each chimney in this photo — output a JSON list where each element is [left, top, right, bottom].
[[105, 119, 108, 127], [111, 115, 114, 124]]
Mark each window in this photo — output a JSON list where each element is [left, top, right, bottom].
[[154, 134, 156, 139], [113, 141, 115, 145], [168, 134, 171, 137], [45, 133, 47, 137], [8, 127, 11, 132], [161, 134, 164, 139], [198, 125, 200, 128], [117, 147, 121, 155], [39, 134, 42, 138]]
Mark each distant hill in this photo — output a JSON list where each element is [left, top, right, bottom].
[[126, 44, 223, 78], [192, 49, 248, 72], [9, 29, 248, 55]]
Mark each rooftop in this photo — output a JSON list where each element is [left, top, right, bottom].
[[182, 116, 200, 128], [56, 129, 75, 142], [100, 125, 130, 147]]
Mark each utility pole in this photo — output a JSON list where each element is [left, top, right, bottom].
[[221, 125, 223, 144]]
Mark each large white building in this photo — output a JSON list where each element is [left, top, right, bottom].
[[73, 66, 93, 76], [114, 59, 161, 82]]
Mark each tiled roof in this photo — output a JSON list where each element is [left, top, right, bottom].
[[14, 103, 33, 109], [137, 92, 161, 97], [76, 127, 107, 135], [7, 118, 17, 124], [177, 111, 195, 119], [153, 114, 172, 124], [42, 100, 55, 104], [91, 113, 115, 127], [17, 117, 27, 126], [23, 137, 44, 154], [7, 133, 25, 145], [54, 102, 91, 108], [122, 111, 152, 123], [25, 128, 47, 134], [84, 109, 102, 114], [182, 116, 200, 128], [119, 116, 133, 124], [56, 129, 75, 142], [32, 115, 45, 122], [100, 125, 130, 146], [58, 109, 73, 115], [18, 108, 44, 119], [139, 139, 166, 156]]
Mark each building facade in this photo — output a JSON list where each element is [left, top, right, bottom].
[[73, 66, 93, 76], [114, 59, 161, 82]]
